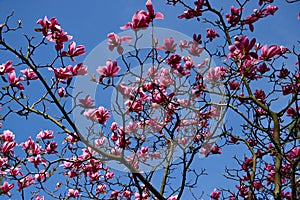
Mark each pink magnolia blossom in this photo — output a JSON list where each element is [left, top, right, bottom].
[[0, 61, 15, 75], [179, 40, 190, 52], [21, 68, 38, 80], [277, 67, 290, 79], [259, 44, 284, 61], [68, 189, 80, 198], [50, 66, 73, 83], [168, 195, 178, 200], [286, 107, 298, 117], [226, 6, 243, 26], [121, 0, 163, 31], [188, 41, 203, 56], [107, 32, 132, 54], [58, 87, 66, 97], [206, 28, 219, 42], [72, 63, 88, 76], [254, 89, 266, 104], [61, 41, 86, 62], [157, 37, 177, 53], [78, 95, 95, 108], [97, 59, 120, 77], [84, 106, 110, 124], [35, 195, 44, 200], [96, 184, 106, 195], [210, 188, 221, 200], [45, 141, 58, 154], [146, 0, 164, 20], [1, 140, 16, 156], [18, 176, 35, 191], [8, 71, 24, 90], [121, 10, 150, 30], [37, 130, 54, 140], [205, 66, 226, 82], [27, 154, 47, 167], [37, 16, 72, 50], [228, 36, 257, 59], [0, 182, 14, 196], [0, 130, 15, 142]]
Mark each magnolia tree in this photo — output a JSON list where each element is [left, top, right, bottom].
[[0, 0, 299, 199]]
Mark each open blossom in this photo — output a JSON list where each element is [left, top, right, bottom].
[[72, 63, 88, 76], [228, 36, 257, 60], [210, 188, 221, 200], [188, 41, 203, 56], [61, 42, 85, 62], [206, 28, 219, 42], [205, 66, 226, 82], [97, 59, 120, 77], [226, 6, 242, 26], [0, 130, 15, 142], [0, 61, 15, 75], [37, 130, 54, 140], [8, 71, 24, 90], [254, 89, 266, 104], [121, 0, 163, 30], [37, 16, 72, 50], [84, 106, 110, 124], [259, 44, 286, 61], [79, 95, 95, 108], [0, 182, 14, 196], [107, 32, 132, 54], [50, 66, 73, 83], [21, 68, 38, 80], [157, 37, 177, 53], [68, 189, 80, 197]]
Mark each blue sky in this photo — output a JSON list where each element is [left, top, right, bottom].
[[0, 0, 299, 199]]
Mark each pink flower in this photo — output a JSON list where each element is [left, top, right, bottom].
[[188, 41, 203, 56], [97, 59, 120, 77], [72, 63, 88, 76], [58, 87, 66, 97], [146, 0, 164, 20], [168, 195, 178, 200], [50, 66, 73, 83], [8, 71, 24, 90], [0, 182, 14, 196], [210, 188, 221, 200], [226, 6, 242, 26], [79, 95, 95, 108], [259, 45, 283, 61], [205, 66, 226, 82], [35, 195, 44, 200], [27, 154, 46, 167], [228, 36, 257, 59], [254, 89, 266, 104], [18, 176, 35, 191], [121, 10, 150, 30], [0, 61, 14, 75], [120, 0, 163, 31], [45, 141, 58, 154], [21, 68, 38, 80], [107, 32, 132, 54], [61, 42, 86, 62], [210, 145, 222, 154], [37, 130, 54, 140], [96, 184, 106, 195], [0, 130, 15, 142], [157, 37, 177, 53], [68, 189, 80, 197], [84, 106, 110, 124], [206, 28, 219, 42], [105, 171, 114, 179], [286, 107, 298, 117]]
